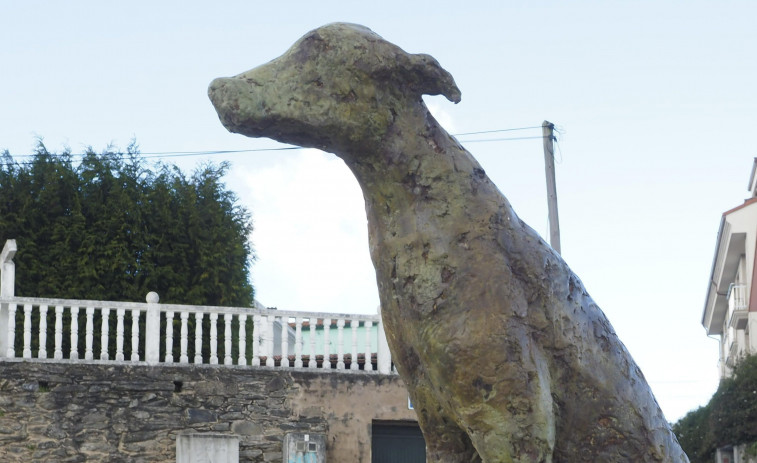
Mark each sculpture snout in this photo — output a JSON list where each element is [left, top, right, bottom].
[[207, 77, 227, 100], [208, 76, 268, 139], [208, 77, 233, 120], [208, 22, 463, 151], [207, 77, 240, 121]]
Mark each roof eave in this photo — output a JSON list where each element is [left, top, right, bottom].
[[702, 216, 726, 329]]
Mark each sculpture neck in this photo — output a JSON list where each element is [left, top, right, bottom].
[[334, 104, 494, 253], [339, 105, 466, 204]]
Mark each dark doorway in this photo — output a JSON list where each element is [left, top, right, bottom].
[[372, 421, 426, 463]]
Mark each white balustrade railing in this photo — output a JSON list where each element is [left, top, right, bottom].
[[0, 239, 393, 373], [0, 293, 393, 374]]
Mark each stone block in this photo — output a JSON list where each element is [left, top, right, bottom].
[[187, 409, 217, 424], [38, 393, 74, 410], [210, 422, 231, 432], [263, 451, 283, 462], [231, 420, 263, 436]]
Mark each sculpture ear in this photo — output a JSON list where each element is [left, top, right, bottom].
[[405, 53, 461, 103]]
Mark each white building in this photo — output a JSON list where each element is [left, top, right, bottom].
[[702, 159, 757, 463], [703, 159, 757, 378]]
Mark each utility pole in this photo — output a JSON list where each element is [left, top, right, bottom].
[[542, 121, 561, 254]]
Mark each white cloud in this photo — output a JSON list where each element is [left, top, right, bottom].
[[425, 97, 458, 133], [232, 150, 379, 314]]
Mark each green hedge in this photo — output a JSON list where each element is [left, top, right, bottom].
[[0, 140, 254, 306], [674, 355, 757, 462]]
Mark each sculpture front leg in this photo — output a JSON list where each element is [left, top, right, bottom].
[[412, 382, 482, 463]]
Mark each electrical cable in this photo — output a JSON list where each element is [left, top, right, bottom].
[[453, 126, 543, 136], [0, 125, 557, 166]]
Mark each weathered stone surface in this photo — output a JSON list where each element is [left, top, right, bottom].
[[187, 408, 217, 424], [231, 420, 263, 435], [0, 361, 413, 462], [209, 23, 689, 462]]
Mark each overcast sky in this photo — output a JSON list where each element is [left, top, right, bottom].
[[2, 1, 757, 422]]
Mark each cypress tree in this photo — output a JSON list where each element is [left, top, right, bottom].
[[0, 141, 255, 305]]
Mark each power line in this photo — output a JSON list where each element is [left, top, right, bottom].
[[460, 135, 546, 143], [0, 125, 554, 166], [0, 146, 303, 166], [139, 146, 300, 159], [453, 126, 543, 136]]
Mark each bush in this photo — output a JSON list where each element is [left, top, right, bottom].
[[672, 405, 715, 463], [0, 140, 254, 306], [674, 355, 757, 462]]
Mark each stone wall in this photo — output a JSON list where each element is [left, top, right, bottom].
[[0, 359, 417, 462]]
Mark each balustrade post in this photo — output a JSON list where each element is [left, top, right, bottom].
[[100, 307, 110, 360], [23, 304, 32, 359], [70, 306, 80, 360], [224, 313, 233, 365], [5, 303, 16, 358], [377, 308, 392, 374], [252, 314, 261, 366], [209, 312, 218, 365], [364, 320, 373, 372], [281, 317, 290, 367], [350, 319, 359, 370], [180, 311, 189, 364], [323, 318, 332, 369], [0, 239, 17, 358], [144, 292, 161, 365], [237, 314, 247, 366], [165, 311, 175, 363], [39, 305, 48, 359], [258, 316, 268, 364], [336, 318, 345, 370], [115, 308, 125, 362], [266, 315, 275, 367], [54, 305, 64, 360], [294, 317, 303, 368], [308, 318, 318, 368], [85, 307, 94, 360], [130, 308, 140, 362], [194, 313, 203, 364]]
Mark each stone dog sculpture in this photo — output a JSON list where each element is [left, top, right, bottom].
[[209, 23, 688, 463]]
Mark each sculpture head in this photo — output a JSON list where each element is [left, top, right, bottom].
[[208, 23, 460, 153]]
